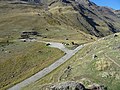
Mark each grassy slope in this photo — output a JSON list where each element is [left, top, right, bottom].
[[0, 41, 64, 90], [23, 33, 120, 90], [0, 2, 96, 44], [1, 2, 120, 90], [0, 2, 96, 90]]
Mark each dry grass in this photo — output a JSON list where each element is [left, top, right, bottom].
[[23, 33, 120, 90], [0, 2, 96, 44], [0, 41, 64, 90]]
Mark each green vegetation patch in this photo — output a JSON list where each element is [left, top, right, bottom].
[[0, 41, 64, 90], [23, 33, 120, 90]]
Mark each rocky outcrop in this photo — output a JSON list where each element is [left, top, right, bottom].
[[114, 10, 120, 18], [50, 81, 86, 90], [42, 81, 107, 90]]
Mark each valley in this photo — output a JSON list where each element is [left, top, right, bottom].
[[0, 0, 120, 90]]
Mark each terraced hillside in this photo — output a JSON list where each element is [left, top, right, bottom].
[[23, 33, 120, 90]]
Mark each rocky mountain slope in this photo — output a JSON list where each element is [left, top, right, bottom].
[[28, 0, 120, 36], [0, 0, 120, 38], [54, 0, 120, 35], [26, 0, 120, 36]]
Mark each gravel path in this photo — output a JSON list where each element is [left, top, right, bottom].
[[8, 41, 84, 90]]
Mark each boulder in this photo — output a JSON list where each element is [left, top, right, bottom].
[[50, 81, 86, 90]]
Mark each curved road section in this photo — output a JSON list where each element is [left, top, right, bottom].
[[8, 41, 84, 90]]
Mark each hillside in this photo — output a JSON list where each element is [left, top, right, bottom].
[[23, 33, 120, 90], [0, 0, 120, 90], [0, 0, 96, 44], [0, 0, 120, 43], [24, 0, 120, 36], [0, 41, 64, 90]]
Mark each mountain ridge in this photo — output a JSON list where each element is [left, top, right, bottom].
[[46, 0, 120, 36], [0, 0, 120, 38]]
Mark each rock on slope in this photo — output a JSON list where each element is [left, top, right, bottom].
[[44, 81, 107, 90]]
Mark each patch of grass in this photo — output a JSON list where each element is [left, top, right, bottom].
[[0, 41, 64, 90], [23, 33, 120, 90]]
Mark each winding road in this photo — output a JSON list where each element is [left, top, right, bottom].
[[8, 41, 84, 90]]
